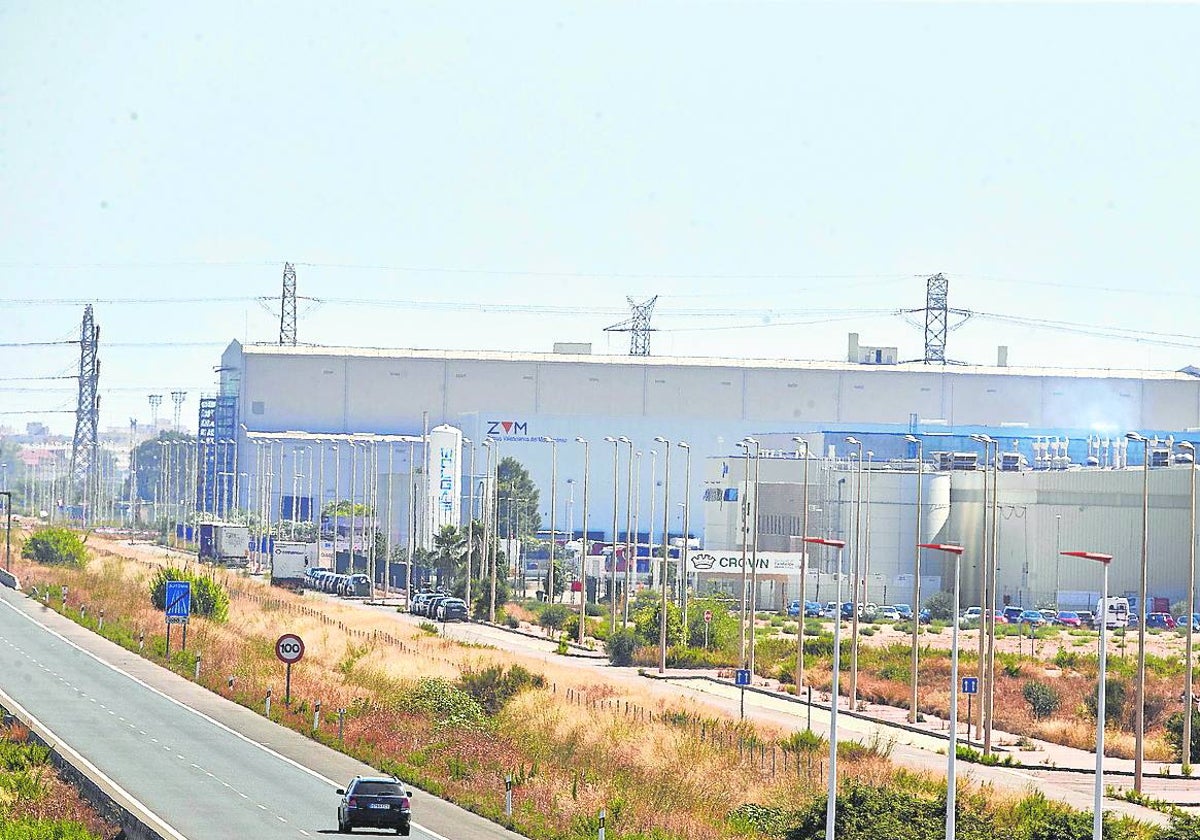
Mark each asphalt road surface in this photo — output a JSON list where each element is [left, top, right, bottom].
[[0, 585, 526, 840]]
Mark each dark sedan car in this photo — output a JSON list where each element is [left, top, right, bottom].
[[337, 775, 412, 834], [436, 597, 470, 622]]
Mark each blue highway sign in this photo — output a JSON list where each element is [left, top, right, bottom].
[[734, 669, 752, 686], [961, 677, 979, 695], [165, 580, 191, 624]]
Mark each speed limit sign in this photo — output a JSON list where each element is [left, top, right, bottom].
[[704, 610, 713, 624], [275, 633, 305, 664]]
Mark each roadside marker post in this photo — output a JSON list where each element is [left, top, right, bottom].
[[265, 688, 272, 718], [599, 808, 606, 840], [194, 655, 201, 682], [338, 708, 345, 742], [313, 701, 321, 732], [704, 609, 712, 649], [505, 775, 513, 817]]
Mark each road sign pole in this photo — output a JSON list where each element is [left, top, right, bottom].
[[967, 694, 973, 743], [165, 622, 171, 659], [182, 621, 188, 652], [285, 662, 292, 707], [740, 685, 745, 720]]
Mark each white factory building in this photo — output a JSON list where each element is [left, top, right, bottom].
[[213, 339, 1200, 609]]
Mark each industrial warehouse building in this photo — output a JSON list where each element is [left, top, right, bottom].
[[209, 338, 1200, 608]]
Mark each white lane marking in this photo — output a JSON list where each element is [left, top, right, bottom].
[[277, 816, 287, 823], [0, 592, 457, 840], [0, 687, 189, 840]]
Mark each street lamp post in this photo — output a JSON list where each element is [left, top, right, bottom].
[[1062, 550, 1114, 840], [738, 439, 753, 667], [543, 437, 558, 604], [619, 437, 633, 624], [845, 436, 864, 708], [920, 543, 966, 840], [604, 436, 620, 632], [654, 437, 671, 674], [905, 434, 923, 723], [1179, 440, 1197, 772], [1126, 430, 1150, 793], [793, 437, 811, 692], [678, 441, 691, 640], [748, 438, 761, 673], [970, 433, 1000, 755], [804, 536, 846, 840], [576, 437, 590, 644], [463, 438, 474, 611]]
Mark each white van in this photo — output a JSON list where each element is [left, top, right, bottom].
[[1096, 597, 1129, 630]]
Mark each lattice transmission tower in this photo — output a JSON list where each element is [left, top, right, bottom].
[[901, 273, 971, 364], [604, 295, 658, 356], [280, 262, 297, 345], [69, 305, 101, 521]]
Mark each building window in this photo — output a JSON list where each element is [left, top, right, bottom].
[[251, 401, 264, 415]]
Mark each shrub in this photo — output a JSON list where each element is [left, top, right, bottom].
[[783, 781, 949, 840], [21, 527, 88, 568], [538, 603, 571, 631], [924, 591, 954, 621], [1084, 677, 1127, 722], [1165, 710, 1200, 765], [148, 567, 229, 622], [606, 628, 638, 666], [407, 677, 484, 727], [1053, 648, 1078, 670], [456, 664, 545, 715], [1022, 681, 1060, 720]]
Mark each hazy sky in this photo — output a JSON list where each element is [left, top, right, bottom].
[[2, 2, 1198, 434]]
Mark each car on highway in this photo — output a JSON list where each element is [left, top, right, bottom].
[[1055, 610, 1082, 627], [336, 775, 412, 835], [1018, 609, 1046, 626]]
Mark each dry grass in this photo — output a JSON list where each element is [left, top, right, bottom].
[[9, 534, 960, 840]]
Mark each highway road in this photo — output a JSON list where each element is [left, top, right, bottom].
[[0, 584, 526, 840]]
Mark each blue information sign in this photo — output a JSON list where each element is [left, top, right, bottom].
[[961, 676, 979, 695], [165, 580, 192, 624], [735, 669, 752, 686]]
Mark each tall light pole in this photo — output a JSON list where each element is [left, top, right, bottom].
[[1126, 430, 1150, 793], [904, 434, 925, 723], [845, 436, 864, 708], [737, 438, 754, 668], [619, 436, 634, 624], [804, 536, 846, 840], [604, 436, 620, 631], [793, 437, 811, 693], [543, 436, 558, 603], [678, 441, 691, 640], [1062, 550, 1113, 840], [576, 437, 590, 643], [463, 437, 474, 611], [748, 437, 761, 673], [920, 543, 966, 840], [653, 437, 672, 673], [1179, 440, 1197, 773], [970, 433, 1000, 755]]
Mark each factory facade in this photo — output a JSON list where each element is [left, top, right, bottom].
[[211, 339, 1200, 607]]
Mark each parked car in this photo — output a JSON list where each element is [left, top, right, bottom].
[[1018, 609, 1046, 626], [959, 606, 982, 627], [893, 604, 913, 621], [919, 608, 932, 624], [1039, 608, 1059, 623], [804, 600, 823, 618], [1056, 611, 1082, 627], [983, 609, 1008, 625], [859, 603, 879, 620], [1076, 610, 1096, 629], [879, 606, 900, 622], [1180, 613, 1200, 632], [436, 598, 469, 622], [1127, 614, 1140, 629], [409, 593, 430, 614], [1002, 606, 1025, 624], [425, 595, 449, 618], [787, 600, 803, 617], [336, 775, 412, 835], [1146, 612, 1177, 629]]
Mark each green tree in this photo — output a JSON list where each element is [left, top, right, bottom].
[[541, 558, 566, 602], [496, 456, 540, 539], [1022, 681, 1060, 720], [126, 431, 195, 503], [1165, 709, 1200, 765], [431, 524, 466, 587], [606, 628, 638, 666], [22, 527, 88, 568], [685, 597, 740, 648], [633, 593, 683, 646], [924, 591, 955, 621], [538, 603, 571, 632]]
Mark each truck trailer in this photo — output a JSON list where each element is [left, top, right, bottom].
[[198, 523, 250, 566]]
